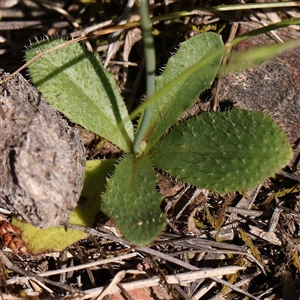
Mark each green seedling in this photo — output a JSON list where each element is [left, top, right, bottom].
[[20, 26, 292, 250]]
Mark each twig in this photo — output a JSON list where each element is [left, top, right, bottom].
[[82, 266, 245, 299], [104, 0, 135, 68], [137, 246, 198, 271], [95, 270, 126, 300], [226, 206, 264, 217], [35, 0, 80, 28], [68, 225, 267, 293], [37, 253, 138, 277], [211, 276, 260, 300], [276, 170, 300, 182], [0, 250, 81, 293]]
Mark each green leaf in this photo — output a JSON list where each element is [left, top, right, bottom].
[[220, 38, 300, 75], [26, 39, 134, 152], [102, 155, 166, 245], [71, 159, 116, 227], [144, 32, 223, 150], [11, 218, 89, 255], [150, 109, 293, 194], [12, 159, 115, 254]]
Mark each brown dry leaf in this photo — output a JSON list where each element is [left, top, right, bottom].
[[156, 172, 184, 198]]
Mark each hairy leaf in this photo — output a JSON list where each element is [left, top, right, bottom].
[[26, 39, 134, 152], [102, 155, 166, 245], [144, 32, 223, 150], [150, 109, 293, 194], [220, 38, 300, 75]]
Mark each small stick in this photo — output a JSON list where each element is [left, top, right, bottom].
[[0, 250, 81, 293]]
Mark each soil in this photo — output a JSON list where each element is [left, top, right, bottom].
[[0, 1, 299, 300]]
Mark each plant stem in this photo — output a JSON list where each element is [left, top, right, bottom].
[[133, 0, 155, 154]]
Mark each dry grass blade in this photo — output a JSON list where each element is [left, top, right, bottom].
[[82, 266, 245, 299], [36, 253, 138, 278], [35, 0, 80, 28], [95, 270, 126, 300], [0, 251, 80, 293]]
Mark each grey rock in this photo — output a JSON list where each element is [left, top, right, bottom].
[[0, 69, 86, 227]]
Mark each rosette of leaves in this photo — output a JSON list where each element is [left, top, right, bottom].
[[23, 32, 292, 249]]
